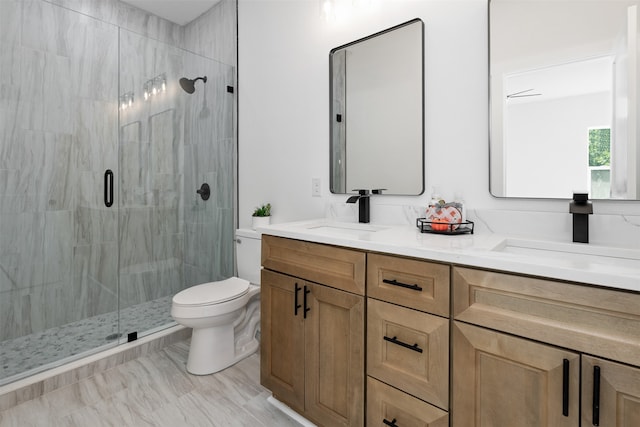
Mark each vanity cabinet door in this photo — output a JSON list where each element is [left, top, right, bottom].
[[304, 283, 365, 426], [582, 356, 640, 427], [453, 321, 580, 427], [260, 269, 305, 412], [261, 268, 365, 426]]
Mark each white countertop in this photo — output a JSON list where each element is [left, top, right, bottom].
[[258, 219, 640, 293]]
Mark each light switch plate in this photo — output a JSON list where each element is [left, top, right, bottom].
[[312, 178, 321, 197]]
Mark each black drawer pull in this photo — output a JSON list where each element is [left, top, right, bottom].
[[383, 335, 423, 353], [383, 418, 398, 427], [294, 283, 301, 316], [593, 365, 600, 426], [562, 358, 570, 417], [382, 279, 422, 292]]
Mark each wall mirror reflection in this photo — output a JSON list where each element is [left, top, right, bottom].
[[330, 19, 424, 196], [490, 0, 640, 200]]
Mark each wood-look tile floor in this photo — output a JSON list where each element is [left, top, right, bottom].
[[0, 340, 300, 427]]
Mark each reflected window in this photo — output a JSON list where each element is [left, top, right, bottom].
[[588, 127, 611, 198]]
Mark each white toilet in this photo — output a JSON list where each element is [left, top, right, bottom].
[[171, 229, 261, 375]]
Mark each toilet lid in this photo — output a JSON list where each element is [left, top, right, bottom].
[[173, 277, 250, 307]]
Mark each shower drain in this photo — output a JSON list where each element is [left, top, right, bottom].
[[105, 333, 123, 341]]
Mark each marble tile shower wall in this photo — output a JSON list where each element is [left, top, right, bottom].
[[117, 29, 186, 312], [182, 0, 237, 291], [0, 0, 237, 342], [183, 0, 238, 66], [182, 59, 236, 287]]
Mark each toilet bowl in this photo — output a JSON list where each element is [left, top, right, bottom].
[[171, 229, 261, 375]]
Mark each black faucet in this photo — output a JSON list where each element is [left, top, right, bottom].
[[569, 192, 592, 243], [346, 189, 370, 223]]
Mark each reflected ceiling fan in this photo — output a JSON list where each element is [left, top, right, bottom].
[[506, 88, 542, 99]]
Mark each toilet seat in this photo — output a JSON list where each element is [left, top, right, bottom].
[[173, 277, 250, 307]]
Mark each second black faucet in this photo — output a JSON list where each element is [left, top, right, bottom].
[[569, 192, 593, 243]]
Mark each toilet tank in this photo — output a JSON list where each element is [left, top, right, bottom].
[[235, 229, 262, 285]]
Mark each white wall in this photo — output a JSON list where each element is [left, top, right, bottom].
[[237, 0, 640, 230], [505, 92, 610, 198]]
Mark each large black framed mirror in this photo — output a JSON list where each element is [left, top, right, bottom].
[[490, 0, 640, 200], [330, 19, 424, 196]]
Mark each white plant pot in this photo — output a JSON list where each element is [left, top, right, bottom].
[[252, 216, 271, 230]]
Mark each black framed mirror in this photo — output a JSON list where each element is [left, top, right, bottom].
[[330, 19, 425, 196]]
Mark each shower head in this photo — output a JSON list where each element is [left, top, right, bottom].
[[179, 76, 207, 94]]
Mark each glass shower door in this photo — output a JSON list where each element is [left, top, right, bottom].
[[0, 0, 120, 384]]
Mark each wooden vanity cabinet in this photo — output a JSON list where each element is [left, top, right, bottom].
[[452, 266, 640, 427], [260, 236, 365, 427], [260, 235, 640, 426]]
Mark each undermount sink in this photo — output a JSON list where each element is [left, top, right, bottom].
[[303, 222, 388, 239], [491, 238, 640, 268]]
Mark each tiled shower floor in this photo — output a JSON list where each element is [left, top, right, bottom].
[[0, 296, 175, 385]]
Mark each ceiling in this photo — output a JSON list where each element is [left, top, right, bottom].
[[121, 0, 222, 26]]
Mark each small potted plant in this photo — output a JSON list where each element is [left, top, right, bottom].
[[252, 203, 271, 229]]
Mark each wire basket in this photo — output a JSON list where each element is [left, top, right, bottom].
[[416, 218, 474, 235]]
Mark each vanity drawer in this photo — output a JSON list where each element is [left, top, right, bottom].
[[261, 235, 366, 295], [367, 298, 449, 409], [367, 253, 450, 316], [367, 377, 448, 427], [453, 266, 640, 367]]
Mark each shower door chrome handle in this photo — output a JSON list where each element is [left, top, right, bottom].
[[104, 169, 114, 207]]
